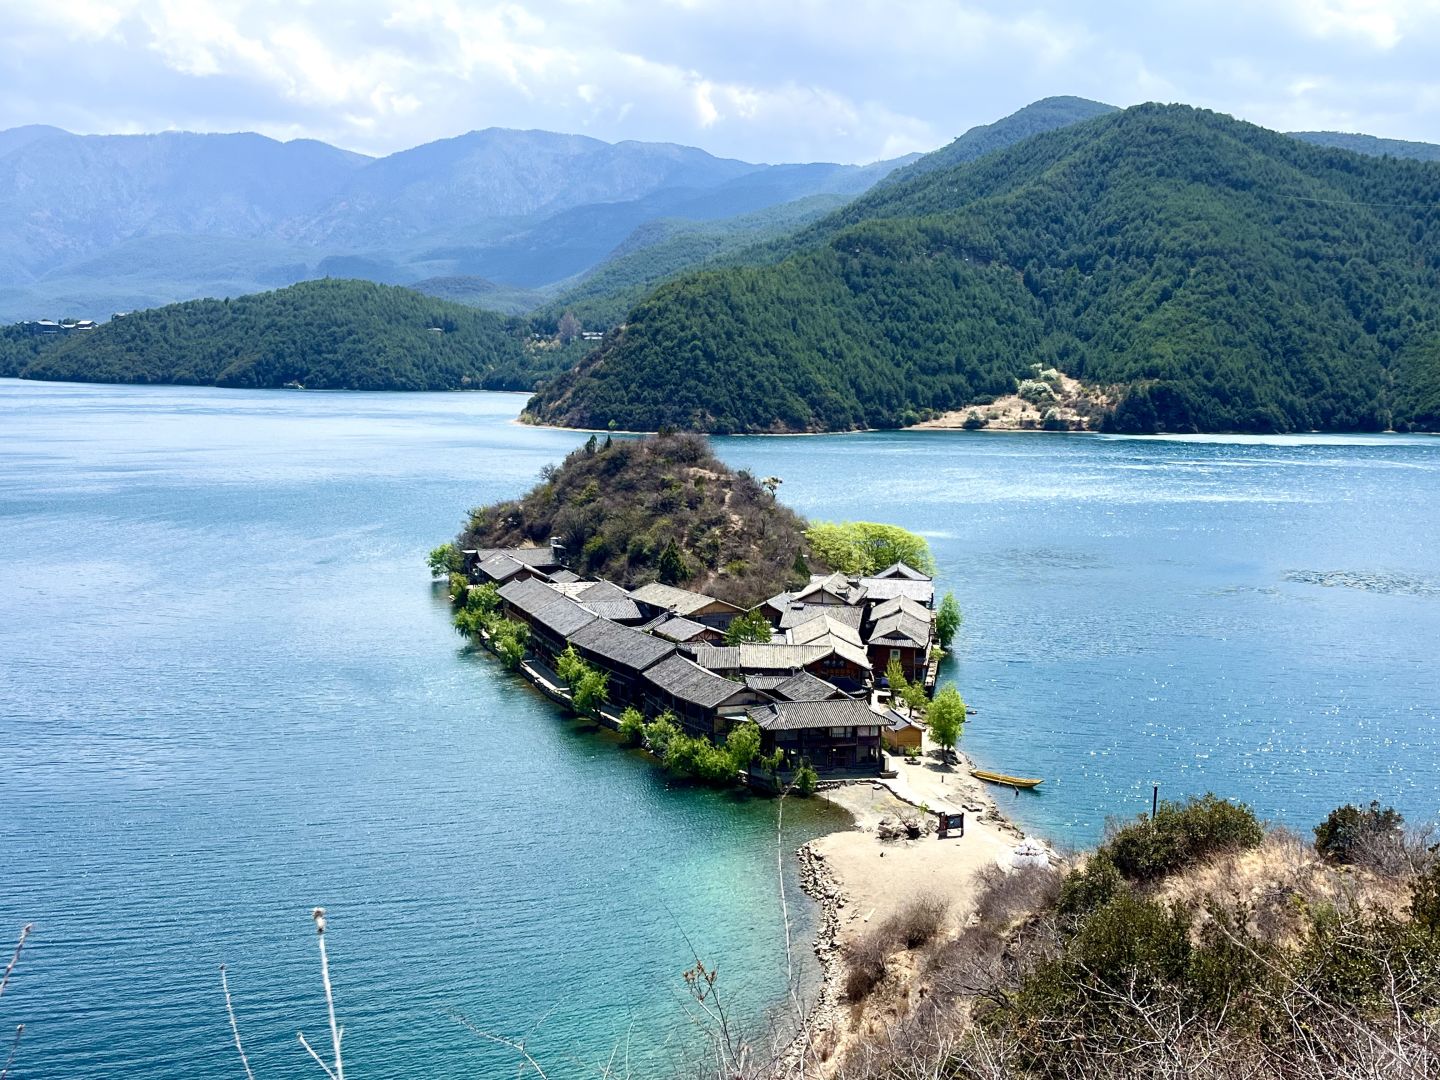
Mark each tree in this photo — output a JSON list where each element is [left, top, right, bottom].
[[762, 476, 782, 497], [572, 669, 610, 716], [657, 539, 688, 585], [936, 592, 962, 649], [927, 686, 966, 760], [555, 644, 586, 687], [556, 309, 582, 344], [618, 706, 645, 746], [427, 543, 462, 577], [884, 657, 908, 695], [724, 720, 762, 770], [642, 712, 680, 755], [805, 521, 936, 576], [901, 680, 929, 717], [725, 609, 774, 645], [793, 761, 819, 796]]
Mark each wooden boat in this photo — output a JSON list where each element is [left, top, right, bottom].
[[971, 768, 1044, 789]]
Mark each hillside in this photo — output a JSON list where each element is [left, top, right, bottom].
[[455, 432, 810, 606], [526, 104, 1440, 434], [826, 795, 1440, 1079], [0, 279, 552, 391], [881, 95, 1119, 183], [1291, 129, 1440, 161]]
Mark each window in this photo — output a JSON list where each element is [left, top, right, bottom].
[[890, 648, 901, 660]]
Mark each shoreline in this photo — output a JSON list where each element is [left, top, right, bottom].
[[781, 750, 1052, 1074]]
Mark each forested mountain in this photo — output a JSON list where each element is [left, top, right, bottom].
[[0, 125, 910, 322], [525, 105, 1440, 435], [1290, 130, 1440, 162], [0, 279, 555, 391], [882, 96, 1118, 182]]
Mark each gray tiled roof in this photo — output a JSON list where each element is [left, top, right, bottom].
[[868, 562, 932, 581], [651, 615, 714, 643], [477, 553, 532, 582], [748, 698, 880, 732], [629, 582, 737, 616], [777, 603, 864, 631], [858, 577, 934, 604], [774, 671, 846, 702], [477, 546, 561, 568], [868, 596, 931, 623], [866, 611, 931, 650], [644, 654, 753, 708], [495, 577, 596, 637], [692, 643, 830, 673], [581, 599, 644, 622], [570, 617, 675, 673]]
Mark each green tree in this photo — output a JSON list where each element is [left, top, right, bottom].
[[573, 668, 610, 716], [618, 706, 646, 746], [724, 720, 762, 770], [428, 543, 462, 577], [724, 609, 774, 645], [884, 657, 908, 695], [935, 592, 962, 649], [793, 761, 819, 796], [901, 680, 929, 717], [927, 686, 966, 759], [642, 712, 680, 755], [492, 620, 529, 670], [555, 644, 586, 687], [447, 572, 470, 606], [657, 539, 688, 585], [805, 522, 936, 576]]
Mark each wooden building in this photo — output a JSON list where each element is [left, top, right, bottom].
[[642, 654, 767, 737], [747, 698, 884, 774], [567, 617, 675, 707]]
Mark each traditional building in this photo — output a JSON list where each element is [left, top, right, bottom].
[[629, 582, 743, 628], [642, 654, 767, 737], [747, 698, 884, 774], [858, 562, 935, 608], [566, 618, 675, 707], [865, 596, 933, 685]]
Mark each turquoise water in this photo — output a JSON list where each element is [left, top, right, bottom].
[[4, 382, 1439, 1078], [0, 381, 842, 1080]]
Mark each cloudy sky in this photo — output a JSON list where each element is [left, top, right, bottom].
[[4, 0, 1440, 163]]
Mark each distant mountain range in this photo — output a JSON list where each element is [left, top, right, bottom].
[[0, 125, 916, 322], [8, 101, 1437, 327]]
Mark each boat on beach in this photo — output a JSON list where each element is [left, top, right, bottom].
[[971, 768, 1044, 789]]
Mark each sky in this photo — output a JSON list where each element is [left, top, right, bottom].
[[3, 0, 1440, 163]]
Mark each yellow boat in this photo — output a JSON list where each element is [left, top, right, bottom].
[[971, 768, 1044, 789]]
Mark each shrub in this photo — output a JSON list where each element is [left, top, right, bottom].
[[883, 895, 949, 950], [1313, 801, 1405, 867], [793, 762, 819, 796], [1057, 852, 1125, 918], [844, 931, 890, 1001], [618, 707, 645, 746], [427, 542, 462, 576], [642, 712, 680, 755], [447, 571, 470, 605], [1104, 794, 1263, 882]]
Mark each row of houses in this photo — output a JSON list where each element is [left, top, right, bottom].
[[461, 543, 940, 776]]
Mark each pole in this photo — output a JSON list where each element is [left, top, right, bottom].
[[1152, 784, 1159, 820]]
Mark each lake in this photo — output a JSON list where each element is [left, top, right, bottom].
[[4, 380, 1439, 1077]]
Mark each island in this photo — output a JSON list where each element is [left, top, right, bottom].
[[428, 432, 1440, 1078]]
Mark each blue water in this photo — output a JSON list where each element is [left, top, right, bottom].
[[716, 429, 1440, 844], [4, 383, 1440, 1078], [0, 381, 842, 1080]]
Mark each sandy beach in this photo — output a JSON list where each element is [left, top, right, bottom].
[[782, 740, 1060, 1073]]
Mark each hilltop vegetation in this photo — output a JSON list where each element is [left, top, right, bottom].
[[835, 795, 1440, 1079], [527, 105, 1440, 434], [0, 280, 560, 390], [455, 432, 812, 606]]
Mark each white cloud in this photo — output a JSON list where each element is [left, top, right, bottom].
[[2, 0, 1440, 159]]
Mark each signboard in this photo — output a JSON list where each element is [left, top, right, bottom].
[[936, 811, 965, 839]]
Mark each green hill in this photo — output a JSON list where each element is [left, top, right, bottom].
[[0, 279, 555, 391], [525, 105, 1440, 434]]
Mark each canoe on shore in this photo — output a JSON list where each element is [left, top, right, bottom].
[[971, 769, 1044, 789]]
